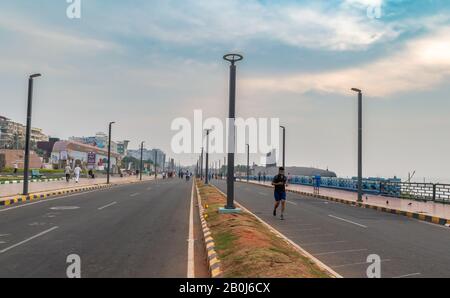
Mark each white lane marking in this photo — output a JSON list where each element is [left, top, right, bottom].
[[0, 226, 58, 254], [301, 240, 347, 246], [315, 248, 368, 256], [328, 215, 368, 228], [332, 259, 391, 269], [98, 202, 117, 210], [0, 241, 6, 244], [258, 192, 268, 196], [294, 228, 321, 232], [50, 206, 80, 210], [147, 187, 152, 190], [187, 180, 195, 278], [0, 234, 10, 237], [298, 233, 334, 238], [286, 201, 297, 206], [130, 193, 141, 197], [393, 272, 421, 278]]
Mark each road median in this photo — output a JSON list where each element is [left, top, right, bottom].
[[195, 179, 334, 278]]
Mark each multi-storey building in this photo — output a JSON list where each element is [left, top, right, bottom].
[[0, 115, 49, 149], [69, 132, 126, 155]]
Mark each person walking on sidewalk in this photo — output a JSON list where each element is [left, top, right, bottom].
[[74, 165, 82, 183], [64, 165, 72, 182], [272, 167, 287, 220], [13, 162, 18, 175]]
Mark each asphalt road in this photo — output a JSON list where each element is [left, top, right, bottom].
[[0, 178, 207, 278], [212, 179, 450, 278]]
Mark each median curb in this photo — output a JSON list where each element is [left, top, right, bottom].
[[0, 178, 153, 207], [195, 181, 222, 278], [240, 181, 450, 228]]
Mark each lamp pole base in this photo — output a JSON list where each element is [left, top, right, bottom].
[[219, 207, 242, 214]]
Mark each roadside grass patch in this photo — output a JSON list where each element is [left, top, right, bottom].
[[197, 180, 330, 278]]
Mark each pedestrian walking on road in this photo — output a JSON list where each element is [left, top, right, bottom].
[[65, 165, 72, 182], [272, 167, 287, 220], [74, 165, 82, 183], [13, 162, 19, 175]]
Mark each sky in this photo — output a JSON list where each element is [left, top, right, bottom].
[[1, 0, 450, 182]]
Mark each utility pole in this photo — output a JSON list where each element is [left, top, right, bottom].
[[205, 129, 211, 185], [23, 73, 41, 195], [351, 88, 363, 202], [246, 144, 250, 182], [222, 53, 243, 211], [280, 126, 286, 170], [107, 121, 115, 184], [154, 150, 158, 180], [140, 141, 144, 181]]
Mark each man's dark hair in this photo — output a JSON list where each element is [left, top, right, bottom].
[[279, 167, 285, 171]]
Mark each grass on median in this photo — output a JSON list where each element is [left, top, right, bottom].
[[197, 180, 330, 278]]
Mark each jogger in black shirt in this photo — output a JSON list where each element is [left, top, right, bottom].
[[272, 167, 287, 220]]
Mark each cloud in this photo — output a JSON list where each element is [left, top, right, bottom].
[[98, 0, 400, 51], [243, 27, 450, 97]]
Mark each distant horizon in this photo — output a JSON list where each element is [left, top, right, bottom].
[[1, 1, 450, 182]]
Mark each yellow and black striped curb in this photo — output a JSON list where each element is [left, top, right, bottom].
[[240, 181, 450, 227], [0, 184, 113, 207], [195, 182, 222, 278], [0, 178, 152, 207]]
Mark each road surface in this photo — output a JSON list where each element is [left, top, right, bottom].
[[0, 178, 207, 278], [212, 179, 450, 278]]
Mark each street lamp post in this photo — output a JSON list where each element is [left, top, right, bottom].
[[196, 160, 199, 178], [200, 147, 204, 179], [106, 121, 115, 185], [23, 73, 42, 195], [246, 144, 250, 182], [154, 150, 158, 180], [351, 88, 363, 202], [280, 126, 286, 169], [205, 129, 211, 185], [140, 141, 145, 181], [223, 53, 243, 211]]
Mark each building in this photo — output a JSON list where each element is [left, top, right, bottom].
[[51, 140, 121, 172], [69, 132, 127, 155], [37, 137, 60, 163], [117, 140, 130, 156], [127, 148, 166, 166], [0, 149, 42, 169], [0, 115, 49, 150]]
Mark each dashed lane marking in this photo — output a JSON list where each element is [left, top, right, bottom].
[[393, 272, 421, 278], [332, 259, 391, 269], [0, 226, 59, 254], [300, 240, 347, 246], [328, 215, 368, 228], [314, 248, 368, 256], [98, 202, 117, 210]]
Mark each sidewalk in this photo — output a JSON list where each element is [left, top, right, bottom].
[[240, 179, 450, 222], [0, 175, 153, 198]]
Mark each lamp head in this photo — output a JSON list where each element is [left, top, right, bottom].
[[223, 53, 244, 65], [351, 88, 362, 93], [30, 73, 42, 79]]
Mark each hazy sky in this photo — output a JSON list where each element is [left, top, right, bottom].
[[1, 0, 450, 181]]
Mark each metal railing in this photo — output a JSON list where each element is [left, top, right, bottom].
[[248, 175, 450, 204], [379, 181, 450, 203]]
